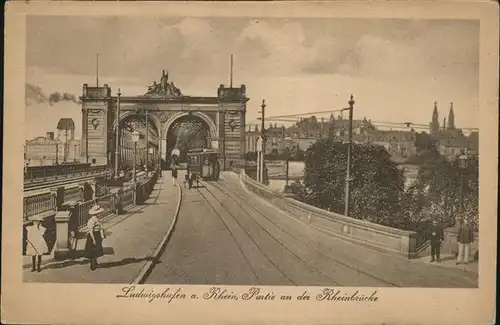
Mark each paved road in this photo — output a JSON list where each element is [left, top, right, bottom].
[[146, 172, 477, 288]]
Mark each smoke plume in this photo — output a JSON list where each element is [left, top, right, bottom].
[[48, 92, 81, 105], [25, 83, 82, 106]]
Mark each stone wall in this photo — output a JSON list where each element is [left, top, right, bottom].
[[239, 170, 418, 258]]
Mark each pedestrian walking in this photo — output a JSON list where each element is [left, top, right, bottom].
[[428, 219, 444, 262], [84, 204, 106, 271], [456, 217, 474, 265], [25, 215, 49, 272], [171, 166, 178, 186]]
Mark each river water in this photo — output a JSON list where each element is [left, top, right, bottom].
[[267, 162, 419, 193]]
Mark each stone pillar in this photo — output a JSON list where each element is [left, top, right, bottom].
[[53, 210, 71, 260]]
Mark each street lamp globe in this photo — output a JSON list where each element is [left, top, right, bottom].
[[131, 130, 140, 143]]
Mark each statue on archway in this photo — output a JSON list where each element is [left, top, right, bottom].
[[145, 69, 183, 97]]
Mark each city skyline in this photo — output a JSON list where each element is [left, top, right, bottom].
[[26, 16, 479, 140]]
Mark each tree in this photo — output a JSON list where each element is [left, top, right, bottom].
[[402, 152, 479, 228], [414, 131, 438, 153], [297, 138, 405, 225]]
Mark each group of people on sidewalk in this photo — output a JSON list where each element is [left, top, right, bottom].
[[428, 216, 476, 265], [25, 204, 107, 273]]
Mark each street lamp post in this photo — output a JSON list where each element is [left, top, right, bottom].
[[458, 153, 469, 219], [132, 130, 140, 183], [114, 89, 122, 179], [145, 109, 149, 176], [158, 129, 162, 173], [344, 95, 355, 217], [284, 136, 292, 191]]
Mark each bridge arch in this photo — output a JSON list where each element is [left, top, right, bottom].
[[161, 111, 217, 140], [160, 111, 218, 168], [113, 111, 161, 170]]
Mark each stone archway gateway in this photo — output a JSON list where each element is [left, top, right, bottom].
[[80, 69, 248, 171]]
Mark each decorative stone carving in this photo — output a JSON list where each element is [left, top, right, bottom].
[[145, 70, 183, 97], [159, 111, 175, 123]]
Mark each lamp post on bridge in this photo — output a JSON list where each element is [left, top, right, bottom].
[[145, 109, 149, 176], [344, 94, 355, 217], [132, 130, 140, 183], [283, 136, 293, 192], [458, 153, 469, 224], [114, 88, 122, 179]]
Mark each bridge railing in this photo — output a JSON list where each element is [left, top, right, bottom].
[[23, 192, 56, 222], [239, 170, 418, 259], [74, 193, 117, 232], [22, 170, 162, 258], [22, 170, 160, 226]]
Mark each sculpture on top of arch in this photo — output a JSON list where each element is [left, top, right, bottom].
[[145, 69, 183, 97]]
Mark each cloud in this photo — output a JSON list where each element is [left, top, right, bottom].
[[233, 20, 309, 75]]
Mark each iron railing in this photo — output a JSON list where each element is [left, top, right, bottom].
[[23, 192, 56, 222]]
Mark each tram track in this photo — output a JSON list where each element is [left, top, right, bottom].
[[206, 179, 400, 287], [197, 183, 344, 286], [195, 186, 297, 285]]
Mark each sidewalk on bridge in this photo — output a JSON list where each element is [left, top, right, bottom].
[[23, 171, 181, 283], [412, 253, 479, 274]]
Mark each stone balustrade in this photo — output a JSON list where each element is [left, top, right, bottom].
[[239, 170, 418, 258]]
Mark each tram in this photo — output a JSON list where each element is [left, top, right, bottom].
[[187, 148, 220, 181]]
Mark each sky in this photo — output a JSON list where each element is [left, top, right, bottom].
[[25, 16, 479, 140]]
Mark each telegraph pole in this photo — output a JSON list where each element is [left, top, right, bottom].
[[258, 99, 266, 183], [344, 95, 355, 217], [114, 88, 121, 179], [64, 127, 69, 163], [145, 109, 149, 175]]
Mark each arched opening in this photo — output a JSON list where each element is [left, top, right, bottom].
[[165, 114, 211, 168], [114, 114, 159, 172]]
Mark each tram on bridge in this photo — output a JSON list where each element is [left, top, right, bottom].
[[187, 148, 220, 181]]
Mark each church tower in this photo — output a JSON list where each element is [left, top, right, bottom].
[[447, 102, 456, 130], [430, 101, 440, 137]]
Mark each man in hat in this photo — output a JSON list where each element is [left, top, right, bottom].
[[428, 218, 444, 262], [25, 215, 49, 272], [457, 217, 474, 265]]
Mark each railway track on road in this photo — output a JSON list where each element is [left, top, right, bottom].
[[207, 179, 400, 287], [24, 172, 112, 193], [198, 182, 346, 286]]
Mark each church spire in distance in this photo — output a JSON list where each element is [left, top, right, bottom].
[[447, 102, 456, 130], [430, 101, 440, 136]]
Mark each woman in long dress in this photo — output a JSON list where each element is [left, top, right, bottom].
[[25, 215, 49, 272], [83, 204, 106, 271]]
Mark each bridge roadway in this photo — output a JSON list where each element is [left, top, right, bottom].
[[145, 173, 477, 287]]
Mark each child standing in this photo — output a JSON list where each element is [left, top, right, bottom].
[[25, 215, 49, 272]]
